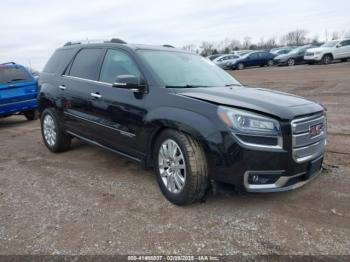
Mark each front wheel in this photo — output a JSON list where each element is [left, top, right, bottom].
[[322, 54, 332, 65], [287, 58, 295, 66], [267, 60, 274, 66], [237, 63, 245, 70], [154, 130, 208, 205], [41, 108, 71, 153]]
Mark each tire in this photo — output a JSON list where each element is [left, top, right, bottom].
[[40, 108, 71, 153], [322, 54, 332, 65], [154, 129, 208, 205], [237, 63, 244, 70], [287, 58, 295, 66], [24, 109, 38, 121], [267, 60, 274, 66]]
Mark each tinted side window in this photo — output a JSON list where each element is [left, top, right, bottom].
[[340, 40, 350, 46], [0, 66, 32, 85], [100, 49, 141, 84], [69, 49, 104, 80], [43, 49, 76, 74]]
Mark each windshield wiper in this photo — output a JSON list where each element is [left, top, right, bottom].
[[165, 85, 212, 88], [225, 84, 241, 87]]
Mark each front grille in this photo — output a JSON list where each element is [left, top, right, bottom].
[[291, 113, 326, 163]]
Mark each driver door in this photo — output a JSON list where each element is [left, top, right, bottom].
[[88, 49, 146, 159]]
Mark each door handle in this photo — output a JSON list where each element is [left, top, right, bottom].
[[90, 92, 102, 99], [59, 85, 66, 90]]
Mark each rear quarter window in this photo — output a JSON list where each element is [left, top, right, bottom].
[[42, 49, 76, 74], [0, 66, 32, 85]]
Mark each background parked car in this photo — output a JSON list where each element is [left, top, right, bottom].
[[273, 44, 316, 66], [270, 47, 294, 56], [213, 54, 240, 69], [304, 38, 350, 64], [229, 51, 275, 70], [206, 54, 222, 61], [0, 62, 38, 120], [232, 50, 252, 56]]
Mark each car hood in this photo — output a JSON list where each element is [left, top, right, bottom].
[[175, 86, 324, 120], [216, 59, 238, 65], [306, 47, 329, 53]]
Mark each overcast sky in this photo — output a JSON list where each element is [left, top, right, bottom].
[[1, 0, 349, 70]]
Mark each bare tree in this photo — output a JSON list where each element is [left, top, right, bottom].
[[311, 35, 320, 45], [282, 29, 308, 46], [199, 41, 215, 56], [227, 39, 241, 51], [182, 44, 196, 53], [242, 36, 251, 49], [258, 37, 278, 49], [332, 31, 340, 40]]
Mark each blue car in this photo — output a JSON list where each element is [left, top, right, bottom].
[[229, 51, 276, 70], [0, 62, 38, 120]]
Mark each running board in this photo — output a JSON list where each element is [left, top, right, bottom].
[[66, 131, 142, 163]]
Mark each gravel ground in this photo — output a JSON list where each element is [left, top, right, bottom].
[[0, 63, 349, 255]]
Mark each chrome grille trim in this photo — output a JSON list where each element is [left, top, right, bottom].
[[291, 113, 326, 163]]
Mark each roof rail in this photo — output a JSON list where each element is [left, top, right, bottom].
[[110, 38, 127, 44], [163, 44, 175, 48], [64, 38, 127, 46]]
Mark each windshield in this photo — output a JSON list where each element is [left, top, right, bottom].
[[321, 40, 338, 48], [138, 50, 241, 88]]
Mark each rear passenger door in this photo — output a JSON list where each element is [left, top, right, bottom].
[[246, 53, 257, 67], [60, 48, 105, 139]]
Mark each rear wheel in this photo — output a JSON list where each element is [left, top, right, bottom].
[[287, 58, 295, 66], [24, 109, 38, 121], [41, 108, 71, 153], [154, 130, 208, 205], [322, 54, 332, 65]]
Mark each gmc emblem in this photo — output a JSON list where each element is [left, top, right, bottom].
[[309, 124, 323, 137]]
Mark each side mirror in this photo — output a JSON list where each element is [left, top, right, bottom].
[[112, 75, 146, 92]]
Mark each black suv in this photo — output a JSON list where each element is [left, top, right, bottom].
[[39, 39, 327, 205]]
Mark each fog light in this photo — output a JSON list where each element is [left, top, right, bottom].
[[248, 172, 282, 185], [252, 175, 259, 183]]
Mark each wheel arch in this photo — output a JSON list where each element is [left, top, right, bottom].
[[38, 96, 55, 114], [143, 108, 217, 168], [323, 53, 334, 59]]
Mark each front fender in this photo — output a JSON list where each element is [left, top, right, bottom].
[[141, 106, 222, 168], [146, 106, 217, 138]]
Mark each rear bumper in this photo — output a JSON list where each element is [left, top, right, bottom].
[[0, 99, 38, 116]]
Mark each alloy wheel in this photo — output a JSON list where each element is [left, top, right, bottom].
[[288, 58, 295, 66], [43, 114, 57, 147], [158, 139, 186, 194]]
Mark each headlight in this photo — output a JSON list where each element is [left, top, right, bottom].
[[218, 106, 283, 149]]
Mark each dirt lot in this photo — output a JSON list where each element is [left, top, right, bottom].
[[0, 63, 349, 255]]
